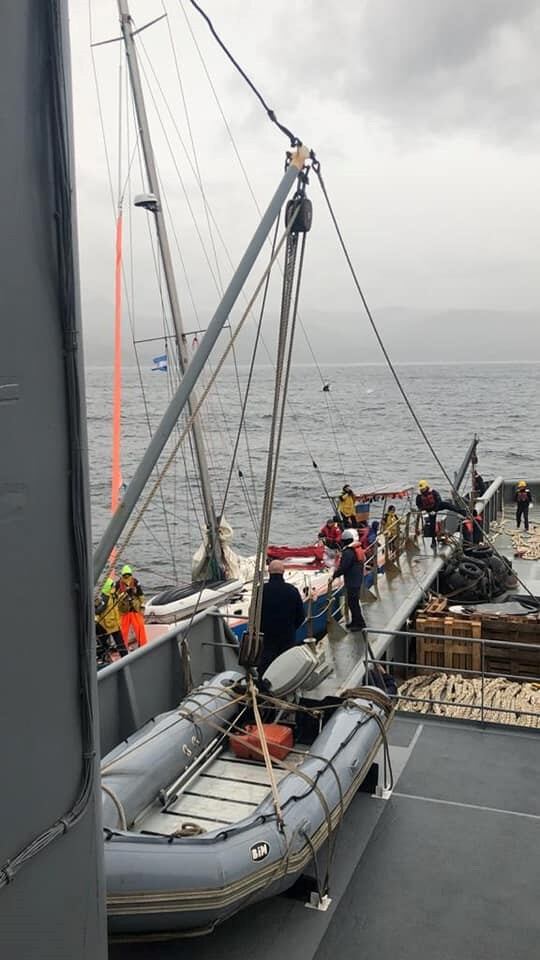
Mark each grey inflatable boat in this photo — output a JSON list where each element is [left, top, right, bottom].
[[102, 651, 393, 937]]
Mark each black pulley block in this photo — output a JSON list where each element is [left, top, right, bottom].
[[286, 196, 313, 233]]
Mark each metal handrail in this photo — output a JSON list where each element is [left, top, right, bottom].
[[363, 621, 540, 724], [363, 625, 540, 654], [366, 656, 540, 686]]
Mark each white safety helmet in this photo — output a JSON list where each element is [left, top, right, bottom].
[[340, 529, 358, 544]]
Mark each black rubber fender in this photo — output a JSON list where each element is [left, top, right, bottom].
[[458, 560, 485, 580]]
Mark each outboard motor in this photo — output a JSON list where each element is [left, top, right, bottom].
[[263, 643, 332, 697]]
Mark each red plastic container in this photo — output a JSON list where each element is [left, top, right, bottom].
[[230, 723, 294, 762]]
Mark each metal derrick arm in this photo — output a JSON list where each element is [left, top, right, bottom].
[[93, 147, 310, 583]]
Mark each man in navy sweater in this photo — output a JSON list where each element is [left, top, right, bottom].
[[259, 560, 305, 676], [331, 529, 366, 632]]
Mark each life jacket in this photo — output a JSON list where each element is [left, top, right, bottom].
[[357, 526, 370, 548], [517, 489, 529, 502], [95, 591, 121, 634], [419, 490, 436, 511], [351, 543, 365, 565], [116, 576, 145, 614]]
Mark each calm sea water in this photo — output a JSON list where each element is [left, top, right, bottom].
[[86, 362, 539, 592]]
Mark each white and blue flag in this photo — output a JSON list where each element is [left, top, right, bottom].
[[152, 354, 168, 372]]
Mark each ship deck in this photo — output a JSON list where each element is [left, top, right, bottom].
[[109, 714, 540, 960], [306, 535, 454, 698], [491, 505, 540, 595]]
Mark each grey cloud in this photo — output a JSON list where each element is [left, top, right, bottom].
[[268, 0, 540, 140]]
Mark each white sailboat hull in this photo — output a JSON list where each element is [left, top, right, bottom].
[[145, 578, 245, 624]]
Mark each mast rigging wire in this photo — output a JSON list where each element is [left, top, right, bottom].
[[140, 12, 342, 511], [177, 1, 375, 490], [247, 203, 308, 664], [218, 214, 283, 522], [313, 162, 537, 599], [184, 0, 302, 147], [89, 13, 179, 578], [136, 35, 259, 506], [106, 213, 299, 570]]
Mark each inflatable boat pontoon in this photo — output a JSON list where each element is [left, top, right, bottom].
[[102, 650, 393, 937]]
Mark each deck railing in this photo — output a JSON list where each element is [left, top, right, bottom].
[[474, 475, 504, 534], [362, 626, 540, 726], [96, 609, 239, 756]]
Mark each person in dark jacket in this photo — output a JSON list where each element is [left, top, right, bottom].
[[331, 529, 366, 631], [514, 480, 532, 531], [416, 480, 466, 547], [259, 560, 305, 676], [473, 470, 486, 497]]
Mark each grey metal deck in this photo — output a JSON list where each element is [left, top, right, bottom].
[[108, 715, 540, 960], [492, 505, 540, 593], [307, 535, 453, 698]]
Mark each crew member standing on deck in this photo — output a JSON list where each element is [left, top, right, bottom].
[[514, 480, 532, 532], [116, 564, 147, 648], [331, 529, 366, 632], [416, 480, 466, 547], [259, 560, 305, 676], [382, 504, 399, 537], [473, 470, 486, 497], [337, 485, 358, 527], [95, 578, 127, 658]]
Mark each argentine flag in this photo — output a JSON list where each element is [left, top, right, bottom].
[[152, 354, 168, 372]]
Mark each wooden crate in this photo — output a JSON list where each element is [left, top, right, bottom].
[[416, 615, 481, 673], [414, 608, 540, 678]]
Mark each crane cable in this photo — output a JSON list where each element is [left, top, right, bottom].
[[104, 211, 300, 572], [244, 196, 308, 667], [313, 161, 537, 601], [219, 213, 282, 522]]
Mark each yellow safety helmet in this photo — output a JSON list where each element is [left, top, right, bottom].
[[121, 564, 133, 576], [517, 480, 527, 488], [418, 480, 429, 491]]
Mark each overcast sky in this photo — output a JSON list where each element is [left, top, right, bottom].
[[69, 0, 540, 362]]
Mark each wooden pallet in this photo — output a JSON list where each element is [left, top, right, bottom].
[[423, 597, 448, 615], [416, 615, 482, 673], [415, 608, 540, 678]]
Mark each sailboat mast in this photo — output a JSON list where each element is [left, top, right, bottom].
[[117, 0, 223, 576]]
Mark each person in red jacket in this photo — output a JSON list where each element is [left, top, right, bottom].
[[318, 517, 342, 547]]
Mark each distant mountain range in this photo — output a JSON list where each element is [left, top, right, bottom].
[[82, 307, 539, 366]]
